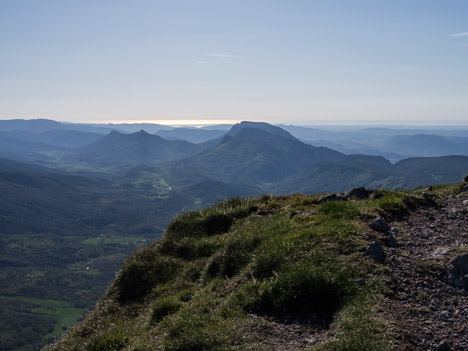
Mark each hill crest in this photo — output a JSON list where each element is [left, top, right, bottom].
[[43, 181, 468, 351]]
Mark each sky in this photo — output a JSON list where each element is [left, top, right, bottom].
[[1, 0, 468, 125]]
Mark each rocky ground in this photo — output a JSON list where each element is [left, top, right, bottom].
[[383, 189, 468, 351], [248, 187, 468, 351]]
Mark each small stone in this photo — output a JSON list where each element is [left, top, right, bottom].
[[438, 311, 451, 321], [423, 192, 436, 201], [447, 254, 468, 289], [435, 340, 452, 351], [386, 234, 398, 247], [462, 184, 468, 192], [369, 217, 391, 233], [356, 278, 366, 286], [365, 242, 386, 263]]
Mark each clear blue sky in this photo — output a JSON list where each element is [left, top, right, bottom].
[[1, 0, 467, 125]]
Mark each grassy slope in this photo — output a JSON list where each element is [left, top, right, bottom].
[[44, 188, 440, 351]]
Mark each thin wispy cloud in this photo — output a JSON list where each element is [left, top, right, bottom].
[[205, 54, 244, 59], [197, 61, 208, 64], [449, 32, 468, 37], [405, 24, 417, 28]]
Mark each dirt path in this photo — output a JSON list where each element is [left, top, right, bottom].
[[385, 192, 468, 351]]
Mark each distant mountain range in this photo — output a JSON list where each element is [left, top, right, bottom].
[[3, 118, 468, 160], [1, 118, 468, 193]]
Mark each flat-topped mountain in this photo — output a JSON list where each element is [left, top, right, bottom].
[[179, 124, 345, 183], [226, 121, 298, 140]]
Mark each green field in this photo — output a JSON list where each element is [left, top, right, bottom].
[[0, 295, 84, 339], [81, 236, 148, 246]]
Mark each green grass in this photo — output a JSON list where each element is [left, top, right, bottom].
[[44, 188, 438, 351], [312, 294, 391, 351]]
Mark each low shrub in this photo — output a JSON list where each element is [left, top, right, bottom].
[[159, 236, 219, 260], [205, 235, 260, 278], [249, 260, 358, 320], [151, 297, 182, 324], [165, 213, 233, 239], [116, 253, 182, 303]]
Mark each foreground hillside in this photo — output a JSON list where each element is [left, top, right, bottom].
[[44, 181, 468, 350]]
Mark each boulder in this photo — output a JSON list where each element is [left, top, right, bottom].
[[346, 187, 371, 199], [317, 193, 347, 204], [365, 242, 386, 263], [447, 254, 468, 289], [464, 175, 468, 182], [369, 217, 391, 233]]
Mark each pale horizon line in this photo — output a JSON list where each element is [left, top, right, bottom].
[[3, 117, 468, 128]]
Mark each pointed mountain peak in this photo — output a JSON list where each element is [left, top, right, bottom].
[[136, 129, 149, 134]]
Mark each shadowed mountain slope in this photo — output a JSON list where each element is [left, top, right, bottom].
[[70, 130, 203, 165], [382, 134, 468, 157], [179, 127, 345, 183], [275, 154, 468, 194], [156, 128, 226, 143]]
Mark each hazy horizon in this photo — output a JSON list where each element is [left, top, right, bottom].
[[5, 117, 468, 129]]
